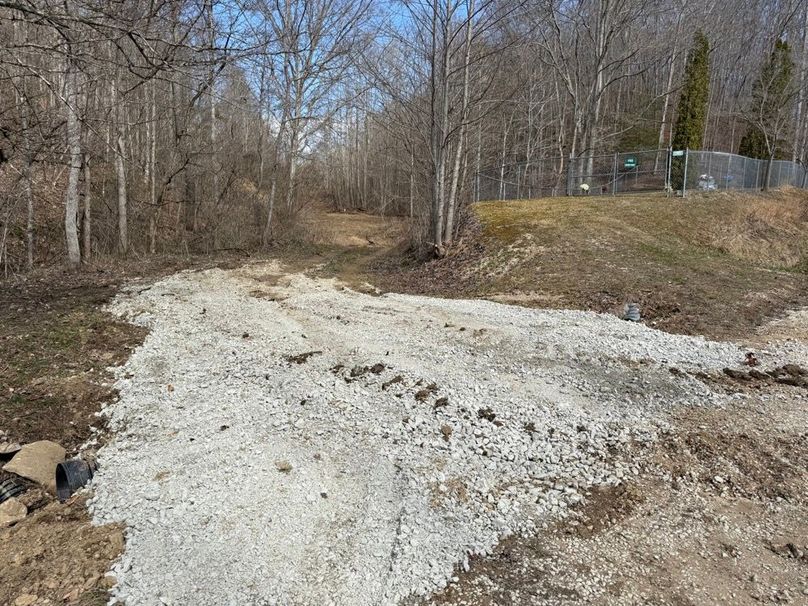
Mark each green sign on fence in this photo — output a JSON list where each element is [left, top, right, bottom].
[[624, 156, 638, 169], [672, 150, 685, 157]]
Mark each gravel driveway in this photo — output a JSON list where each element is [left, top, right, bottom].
[[88, 262, 789, 605]]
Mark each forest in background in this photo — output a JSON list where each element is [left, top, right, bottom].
[[0, 0, 807, 270]]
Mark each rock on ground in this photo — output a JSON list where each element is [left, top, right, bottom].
[[3, 440, 65, 493], [0, 497, 27, 528]]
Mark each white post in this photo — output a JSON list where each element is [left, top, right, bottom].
[[665, 147, 673, 193]]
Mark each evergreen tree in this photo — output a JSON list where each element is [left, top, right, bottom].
[[672, 31, 710, 152], [738, 39, 795, 162], [737, 127, 768, 159]]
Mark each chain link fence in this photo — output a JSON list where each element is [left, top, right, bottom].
[[475, 148, 808, 201]]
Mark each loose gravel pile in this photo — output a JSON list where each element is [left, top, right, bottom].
[[88, 263, 785, 605]]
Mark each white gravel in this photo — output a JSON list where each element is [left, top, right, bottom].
[[88, 263, 784, 605]]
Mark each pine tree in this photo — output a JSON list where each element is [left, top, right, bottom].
[[738, 39, 795, 162], [737, 127, 768, 159], [672, 31, 710, 153]]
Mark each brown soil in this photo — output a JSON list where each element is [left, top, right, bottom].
[[0, 497, 124, 606], [422, 384, 808, 606], [0, 277, 145, 450], [300, 209, 408, 249], [0, 267, 141, 605]]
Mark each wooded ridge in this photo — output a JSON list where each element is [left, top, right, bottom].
[[0, 0, 806, 270]]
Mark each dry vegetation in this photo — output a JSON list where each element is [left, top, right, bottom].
[[704, 189, 808, 268], [379, 190, 808, 339], [296, 207, 408, 249]]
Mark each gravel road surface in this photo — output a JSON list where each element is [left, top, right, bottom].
[[88, 263, 794, 605]]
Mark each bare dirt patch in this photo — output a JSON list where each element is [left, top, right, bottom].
[[297, 206, 408, 249], [755, 308, 808, 343], [422, 381, 808, 606], [0, 497, 124, 606]]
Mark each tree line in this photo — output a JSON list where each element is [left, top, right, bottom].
[[0, 0, 806, 270]]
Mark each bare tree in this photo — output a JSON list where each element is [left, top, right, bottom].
[[1, 0, 807, 269], [64, 55, 83, 267]]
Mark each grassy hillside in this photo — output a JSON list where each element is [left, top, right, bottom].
[[383, 189, 808, 338]]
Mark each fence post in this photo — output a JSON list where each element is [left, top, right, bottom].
[[802, 167, 808, 189], [474, 172, 480, 203], [682, 148, 689, 197], [612, 152, 618, 195], [566, 153, 574, 196], [665, 147, 673, 193], [743, 157, 747, 190]]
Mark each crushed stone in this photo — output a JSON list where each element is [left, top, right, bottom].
[[88, 264, 796, 605]]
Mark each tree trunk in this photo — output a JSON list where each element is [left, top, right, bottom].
[[64, 62, 82, 268], [655, 19, 681, 173], [794, 6, 808, 163], [285, 138, 298, 212], [110, 73, 128, 255], [149, 81, 158, 254], [444, 0, 475, 246], [115, 130, 128, 254], [764, 153, 774, 191], [285, 100, 303, 213], [83, 154, 91, 260], [25, 156, 34, 270], [264, 177, 278, 244], [18, 87, 34, 269], [210, 77, 219, 210], [429, 0, 447, 255], [409, 146, 415, 218], [208, 1, 219, 228], [583, 2, 609, 181], [262, 105, 288, 247], [475, 121, 482, 202]]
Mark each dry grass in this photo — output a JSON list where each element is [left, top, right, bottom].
[[699, 188, 808, 268], [382, 189, 808, 339], [477, 189, 808, 270], [294, 206, 407, 248]]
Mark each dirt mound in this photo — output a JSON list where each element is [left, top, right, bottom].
[[376, 190, 808, 339], [0, 497, 124, 606]]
